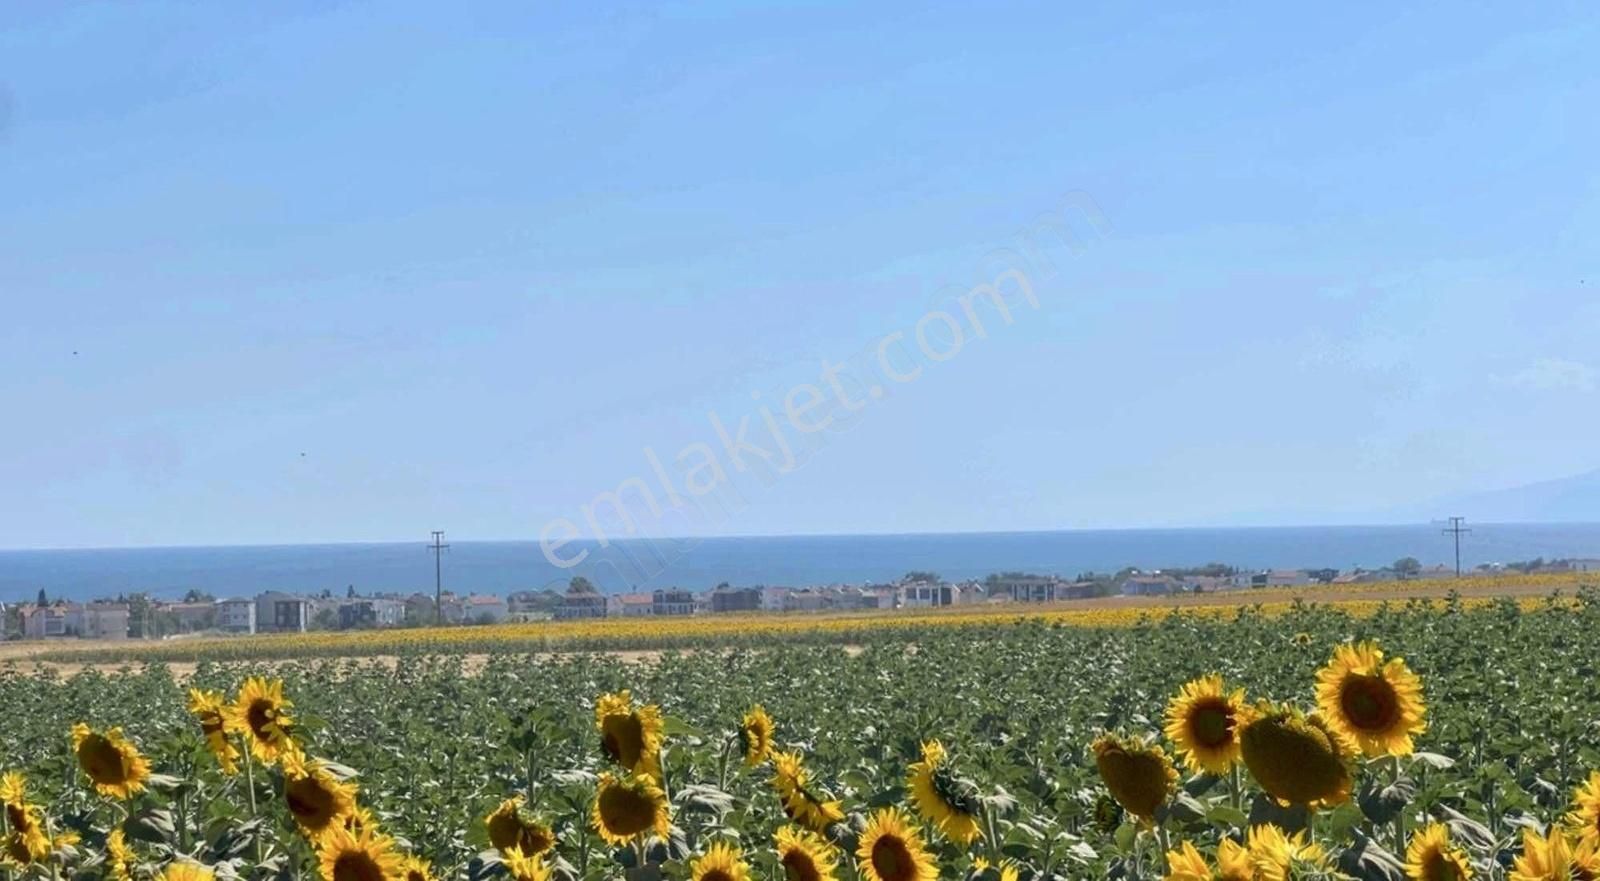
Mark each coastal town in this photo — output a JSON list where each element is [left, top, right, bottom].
[[3, 555, 1595, 642]]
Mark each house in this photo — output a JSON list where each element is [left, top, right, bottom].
[[554, 590, 608, 620], [17, 602, 128, 640], [990, 575, 1069, 603], [1122, 574, 1179, 596], [711, 586, 763, 613], [898, 581, 966, 608], [1251, 570, 1312, 588], [608, 593, 654, 617], [651, 589, 696, 616], [80, 602, 130, 640], [256, 592, 314, 633], [339, 598, 406, 629], [784, 589, 827, 612], [20, 602, 73, 638], [464, 594, 508, 623], [216, 598, 257, 634], [507, 590, 559, 615]]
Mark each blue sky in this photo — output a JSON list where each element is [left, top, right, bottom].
[[2, 1, 1598, 549]]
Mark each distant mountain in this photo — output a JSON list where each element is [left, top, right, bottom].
[[1412, 469, 1600, 524]]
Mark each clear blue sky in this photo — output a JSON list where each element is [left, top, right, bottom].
[[3, 2, 1598, 549]]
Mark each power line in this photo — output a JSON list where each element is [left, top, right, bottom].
[[429, 530, 450, 623], [1442, 517, 1471, 578]]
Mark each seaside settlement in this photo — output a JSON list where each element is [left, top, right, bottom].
[[4, 557, 1597, 642]]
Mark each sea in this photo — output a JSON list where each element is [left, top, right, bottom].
[[4, 522, 1600, 603]]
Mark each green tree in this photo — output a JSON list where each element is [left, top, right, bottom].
[[569, 576, 597, 594], [1394, 557, 1422, 579]]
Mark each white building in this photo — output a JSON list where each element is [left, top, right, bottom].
[[216, 598, 257, 634]]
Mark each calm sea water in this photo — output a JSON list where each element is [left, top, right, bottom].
[[4, 523, 1600, 602]]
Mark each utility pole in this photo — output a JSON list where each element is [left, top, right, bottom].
[[429, 530, 449, 623], [1442, 517, 1471, 578]]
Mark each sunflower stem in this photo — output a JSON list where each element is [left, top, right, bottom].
[[243, 748, 262, 865]]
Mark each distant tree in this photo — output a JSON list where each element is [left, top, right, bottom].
[[36, 588, 47, 607], [1394, 557, 1422, 579], [182, 589, 215, 604], [347, 585, 357, 599], [569, 576, 597, 594], [311, 608, 339, 631]]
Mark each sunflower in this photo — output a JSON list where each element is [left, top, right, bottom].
[[968, 857, 1020, 881], [0, 773, 48, 862], [1292, 632, 1315, 648], [157, 862, 217, 881], [595, 691, 664, 779], [1315, 641, 1427, 758], [775, 826, 839, 881], [105, 828, 135, 881], [1405, 823, 1473, 881], [591, 772, 671, 846], [1510, 827, 1600, 881], [282, 752, 358, 841], [771, 751, 846, 833], [692, 842, 751, 881], [398, 856, 435, 881], [1164, 675, 1251, 775], [502, 848, 552, 881], [1165, 841, 1212, 881], [1248, 824, 1330, 881], [187, 689, 240, 775], [907, 740, 984, 846], [1092, 733, 1178, 821], [1566, 771, 1600, 851], [740, 706, 776, 767], [5, 829, 78, 869], [344, 806, 380, 835], [1239, 703, 1354, 808], [228, 677, 296, 764], [1216, 838, 1253, 881], [316, 825, 403, 881], [484, 796, 556, 857], [0, 772, 24, 806], [72, 724, 151, 800], [857, 809, 938, 881]]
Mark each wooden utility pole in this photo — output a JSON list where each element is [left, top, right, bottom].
[[429, 531, 449, 623], [1442, 517, 1471, 578]]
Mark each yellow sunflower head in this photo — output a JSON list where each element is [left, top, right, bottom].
[[1164, 675, 1252, 775], [228, 677, 296, 764], [71, 723, 151, 800], [281, 752, 358, 841], [107, 828, 135, 881], [1239, 703, 1354, 808], [157, 862, 216, 881], [1314, 641, 1427, 758], [1292, 632, 1315, 648], [187, 689, 241, 776], [692, 842, 751, 881], [1405, 822, 1472, 881], [398, 855, 435, 881], [591, 772, 671, 846], [739, 706, 776, 767], [856, 808, 938, 881], [1248, 824, 1330, 881], [906, 740, 984, 846], [771, 751, 845, 833], [0, 772, 25, 806], [1164, 841, 1212, 881], [502, 847, 552, 881], [316, 825, 403, 881], [1566, 771, 1600, 852], [484, 796, 556, 857], [1216, 838, 1253, 881], [4, 801, 47, 862], [775, 826, 839, 881], [1092, 732, 1178, 822], [1510, 827, 1599, 881], [595, 691, 664, 779]]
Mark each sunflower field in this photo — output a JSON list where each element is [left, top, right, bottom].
[[4, 590, 1600, 881]]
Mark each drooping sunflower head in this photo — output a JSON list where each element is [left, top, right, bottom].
[[591, 772, 671, 846], [1315, 641, 1427, 758], [1248, 824, 1330, 881], [771, 751, 845, 833], [229, 677, 296, 764], [398, 855, 435, 881], [1164, 675, 1252, 775], [906, 740, 984, 846], [484, 796, 555, 857], [692, 841, 751, 881], [1216, 838, 1253, 881], [107, 828, 135, 881], [1405, 822, 1473, 881], [739, 706, 776, 767], [187, 689, 241, 775], [1510, 827, 1599, 881], [157, 862, 217, 881], [594, 691, 664, 778], [1164, 841, 1212, 881], [1239, 702, 1354, 808], [856, 808, 938, 881], [316, 825, 403, 881], [71, 723, 151, 800], [502, 847, 552, 881], [774, 826, 839, 881], [1566, 771, 1600, 852], [1090, 794, 1124, 834], [1091, 732, 1178, 822], [282, 752, 358, 841]]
